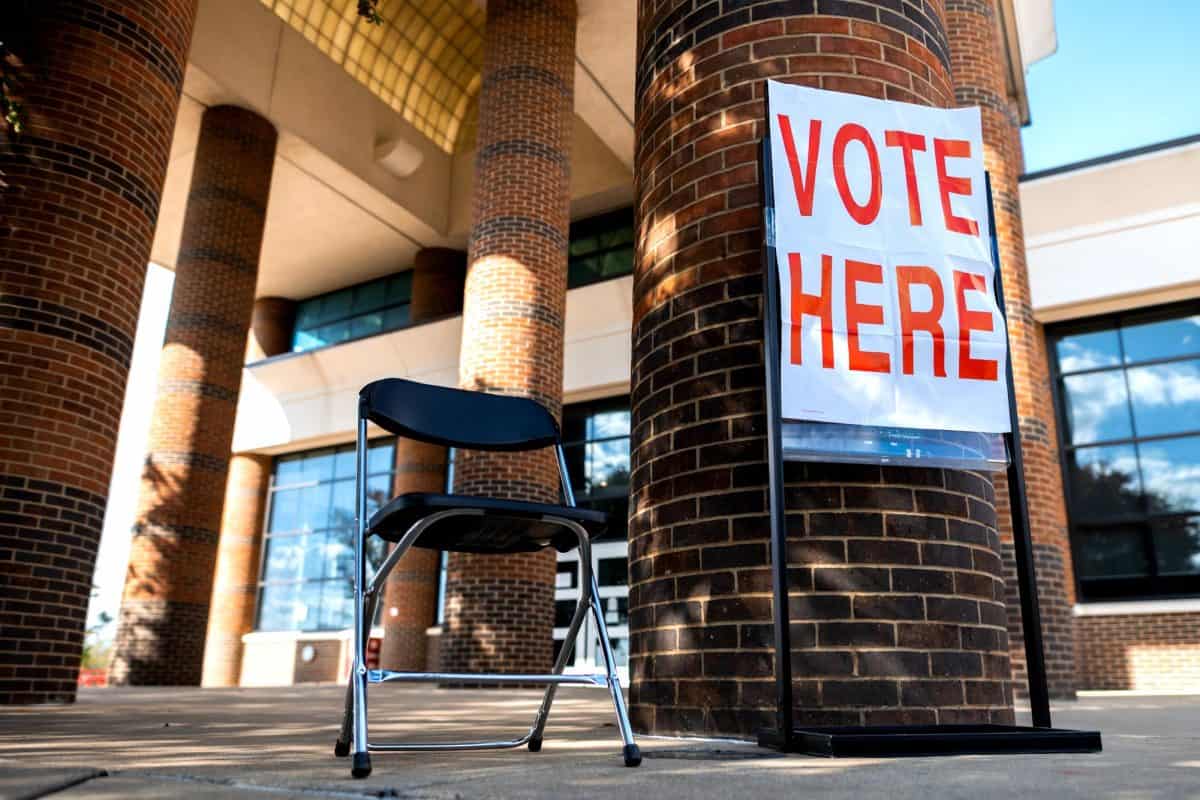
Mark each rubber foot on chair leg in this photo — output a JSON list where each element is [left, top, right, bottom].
[[334, 739, 349, 758], [351, 752, 372, 779], [623, 743, 642, 767], [528, 736, 542, 752]]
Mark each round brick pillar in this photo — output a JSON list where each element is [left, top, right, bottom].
[[630, 2, 1016, 737], [199, 297, 293, 687], [200, 452, 271, 687], [247, 297, 296, 362], [111, 106, 277, 687], [945, 0, 1076, 700], [379, 247, 465, 671], [0, 0, 196, 705], [440, 0, 576, 678]]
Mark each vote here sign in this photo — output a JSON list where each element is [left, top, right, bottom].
[[765, 80, 1011, 434]]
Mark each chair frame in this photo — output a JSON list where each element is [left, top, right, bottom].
[[336, 398, 640, 778]]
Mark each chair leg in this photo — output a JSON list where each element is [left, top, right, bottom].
[[335, 682, 352, 757], [528, 573, 592, 751], [349, 589, 374, 778], [589, 573, 640, 767], [337, 588, 378, 758]]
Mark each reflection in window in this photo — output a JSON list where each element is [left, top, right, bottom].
[[1153, 517, 1200, 576], [257, 439, 395, 631], [1127, 360, 1200, 438], [1075, 527, 1150, 579], [291, 273, 413, 353], [1061, 372, 1132, 445], [562, 397, 631, 539], [1067, 445, 1141, 519], [568, 209, 634, 290], [1049, 304, 1200, 601]]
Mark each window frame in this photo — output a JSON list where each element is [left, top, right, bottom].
[[291, 272, 414, 353], [255, 437, 396, 632], [1047, 299, 1200, 603], [566, 208, 635, 291]]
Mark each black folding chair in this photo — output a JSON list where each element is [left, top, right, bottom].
[[333, 378, 640, 778]]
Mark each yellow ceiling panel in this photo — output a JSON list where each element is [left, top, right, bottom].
[[260, 0, 485, 153]]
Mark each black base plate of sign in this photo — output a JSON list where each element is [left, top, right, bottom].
[[757, 725, 1102, 758]]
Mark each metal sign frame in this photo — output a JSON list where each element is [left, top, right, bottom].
[[756, 96, 1100, 754]]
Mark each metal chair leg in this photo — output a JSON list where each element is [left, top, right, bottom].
[[336, 587, 379, 758], [337, 509, 472, 771], [589, 572, 640, 767], [349, 413, 373, 779], [528, 529, 594, 750]]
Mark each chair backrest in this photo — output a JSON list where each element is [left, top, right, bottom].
[[360, 378, 560, 451]]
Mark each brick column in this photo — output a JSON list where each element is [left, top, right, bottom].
[[630, 2, 1015, 737], [945, 0, 1076, 699], [110, 106, 276, 686], [378, 247, 465, 671], [200, 297, 294, 687], [246, 297, 297, 362], [200, 453, 270, 687], [440, 0, 576, 678], [0, 0, 195, 705]]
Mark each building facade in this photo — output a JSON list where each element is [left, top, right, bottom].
[[0, 0, 1196, 725]]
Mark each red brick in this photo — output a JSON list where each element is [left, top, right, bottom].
[[0, 0, 197, 704], [111, 105, 277, 687], [439, 0, 576, 679]]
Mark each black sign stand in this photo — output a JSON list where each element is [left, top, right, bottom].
[[756, 122, 1101, 755]]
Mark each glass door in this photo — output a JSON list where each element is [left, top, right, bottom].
[[553, 540, 629, 682]]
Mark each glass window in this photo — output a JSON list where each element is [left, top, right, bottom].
[[1127, 360, 1200, 438], [562, 397, 632, 540], [1153, 516, 1200, 576], [1049, 303, 1200, 602], [567, 209, 634, 290], [1121, 314, 1200, 363], [1054, 329, 1121, 373], [256, 439, 396, 631], [1061, 372, 1132, 445], [1074, 526, 1150, 580], [1067, 444, 1141, 519], [290, 272, 414, 353]]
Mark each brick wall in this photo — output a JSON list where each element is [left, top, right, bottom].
[[439, 0, 577, 680], [630, 0, 1016, 737], [200, 453, 271, 687], [1076, 612, 1200, 692], [945, 0, 1076, 700], [111, 106, 276, 686], [379, 247, 464, 672], [0, 0, 196, 704], [198, 294, 294, 688]]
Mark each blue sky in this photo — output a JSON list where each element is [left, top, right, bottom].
[[1020, 0, 1200, 174]]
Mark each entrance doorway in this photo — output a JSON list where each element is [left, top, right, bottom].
[[553, 541, 629, 682]]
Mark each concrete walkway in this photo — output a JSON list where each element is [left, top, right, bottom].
[[3, 685, 1199, 798]]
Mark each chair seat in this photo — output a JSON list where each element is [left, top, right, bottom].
[[367, 493, 608, 554]]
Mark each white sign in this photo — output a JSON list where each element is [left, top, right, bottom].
[[766, 80, 1011, 434]]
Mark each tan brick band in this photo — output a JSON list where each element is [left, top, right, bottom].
[[0, 0, 197, 705], [111, 105, 276, 686], [945, 0, 1076, 698], [441, 0, 577, 679], [630, 1, 1015, 737]]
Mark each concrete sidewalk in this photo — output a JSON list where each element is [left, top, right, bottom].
[[2, 685, 1198, 798]]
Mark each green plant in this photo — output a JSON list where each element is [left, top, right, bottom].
[[80, 610, 114, 670]]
